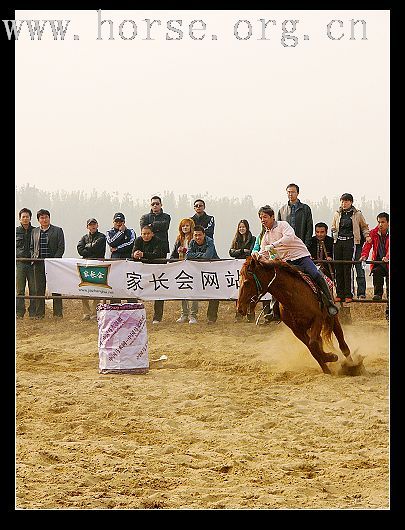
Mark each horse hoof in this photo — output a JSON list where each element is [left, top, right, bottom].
[[338, 354, 366, 376], [324, 353, 339, 363]]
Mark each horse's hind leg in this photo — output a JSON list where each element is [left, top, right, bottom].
[[308, 318, 338, 370], [290, 323, 332, 375], [332, 316, 351, 357]]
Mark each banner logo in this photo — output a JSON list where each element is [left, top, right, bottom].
[[77, 264, 112, 289]]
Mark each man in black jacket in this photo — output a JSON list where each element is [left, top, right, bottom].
[[133, 225, 167, 323], [77, 218, 107, 320], [140, 196, 171, 256], [191, 199, 215, 239], [106, 212, 136, 304], [307, 222, 334, 280], [16, 208, 36, 319], [106, 212, 136, 259], [30, 209, 65, 319]]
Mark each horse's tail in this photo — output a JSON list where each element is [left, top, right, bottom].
[[321, 311, 335, 349]]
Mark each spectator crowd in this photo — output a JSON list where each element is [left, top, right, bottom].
[[16, 186, 389, 324]]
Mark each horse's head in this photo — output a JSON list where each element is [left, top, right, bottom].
[[237, 254, 270, 316]]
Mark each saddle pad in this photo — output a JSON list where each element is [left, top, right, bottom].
[[298, 271, 333, 294]]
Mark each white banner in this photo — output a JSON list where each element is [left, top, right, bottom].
[[45, 258, 271, 300]]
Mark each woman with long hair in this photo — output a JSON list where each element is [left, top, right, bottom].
[[229, 219, 256, 259], [170, 218, 198, 323], [229, 219, 256, 322]]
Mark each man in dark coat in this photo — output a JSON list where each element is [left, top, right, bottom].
[[277, 183, 313, 248], [307, 222, 334, 280], [16, 208, 36, 319], [30, 209, 65, 319], [106, 212, 136, 303], [106, 212, 136, 259], [140, 196, 171, 255], [133, 224, 167, 323], [77, 218, 107, 320]]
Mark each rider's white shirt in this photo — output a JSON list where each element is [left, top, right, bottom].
[[260, 221, 310, 261]]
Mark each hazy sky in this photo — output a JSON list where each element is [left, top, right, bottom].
[[15, 9, 389, 206]]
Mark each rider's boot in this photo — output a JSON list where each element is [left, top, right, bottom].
[[315, 275, 339, 316]]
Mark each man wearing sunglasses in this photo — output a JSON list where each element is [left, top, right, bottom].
[[191, 199, 215, 239], [140, 196, 171, 257]]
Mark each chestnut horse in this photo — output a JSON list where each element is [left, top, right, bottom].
[[237, 255, 353, 374]]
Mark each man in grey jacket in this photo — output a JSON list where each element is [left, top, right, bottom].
[[30, 209, 65, 319]]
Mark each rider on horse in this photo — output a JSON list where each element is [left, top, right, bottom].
[[252, 205, 339, 319]]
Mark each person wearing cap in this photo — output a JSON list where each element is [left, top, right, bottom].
[[140, 196, 171, 256], [106, 212, 136, 304], [106, 213, 136, 259], [331, 193, 370, 303], [77, 218, 107, 320]]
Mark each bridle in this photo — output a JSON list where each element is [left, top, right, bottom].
[[246, 263, 278, 305]]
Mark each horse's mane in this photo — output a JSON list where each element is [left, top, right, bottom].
[[257, 258, 305, 281]]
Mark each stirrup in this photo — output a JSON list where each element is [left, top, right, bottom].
[[320, 291, 339, 316], [327, 304, 339, 316]]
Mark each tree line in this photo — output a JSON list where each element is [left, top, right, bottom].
[[16, 184, 389, 259]]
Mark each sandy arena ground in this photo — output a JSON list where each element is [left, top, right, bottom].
[[16, 295, 389, 510]]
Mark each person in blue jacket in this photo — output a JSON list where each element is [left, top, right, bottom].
[[186, 225, 219, 324]]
